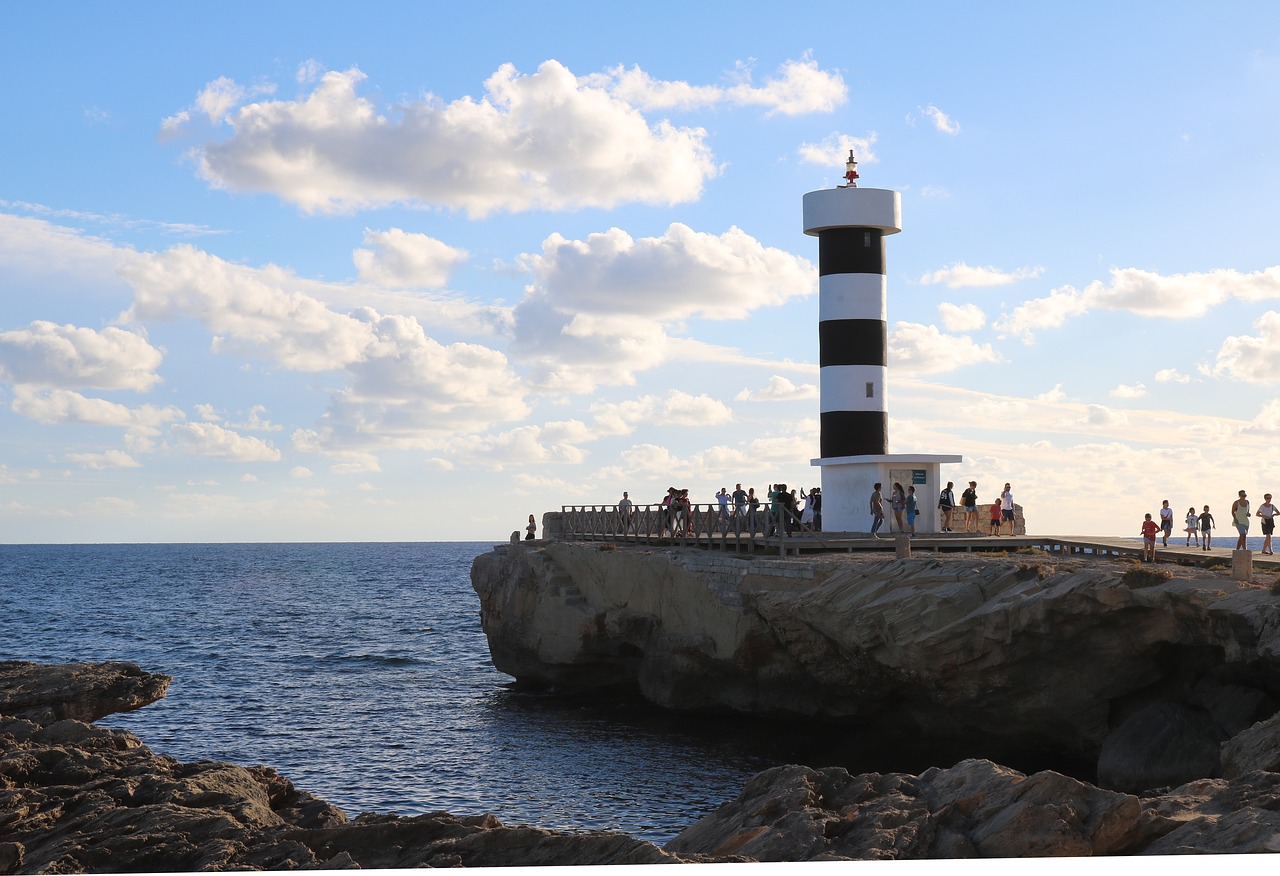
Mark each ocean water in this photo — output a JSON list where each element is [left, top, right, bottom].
[[0, 541, 896, 845]]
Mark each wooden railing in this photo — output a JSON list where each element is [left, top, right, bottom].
[[557, 502, 825, 552]]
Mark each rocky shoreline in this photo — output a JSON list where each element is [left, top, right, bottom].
[[6, 659, 1280, 869]]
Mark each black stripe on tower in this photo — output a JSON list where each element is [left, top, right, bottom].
[[818, 228, 885, 276], [821, 411, 887, 459], [819, 320, 885, 367]]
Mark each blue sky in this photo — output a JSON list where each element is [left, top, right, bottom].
[[3, 1, 1280, 542]]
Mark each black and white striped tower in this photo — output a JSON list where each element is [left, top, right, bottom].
[[804, 153, 961, 534], [803, 153, 899, 457]]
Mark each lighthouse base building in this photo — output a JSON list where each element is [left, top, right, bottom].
[[804, 178, 960, 534]]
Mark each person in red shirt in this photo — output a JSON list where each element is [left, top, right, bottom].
[[1140, 513, 1160, 561], [988, 499, 1002, 536]]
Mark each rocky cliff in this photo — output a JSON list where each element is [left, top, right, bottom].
[[471, 541, 1280, 793]]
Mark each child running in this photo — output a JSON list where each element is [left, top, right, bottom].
[[1198, 505, 1215, 552], [1184, 506, 1199, 548], [1140, 513, 1159, 562]]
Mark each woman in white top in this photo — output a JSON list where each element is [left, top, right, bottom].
[[1256, 493, 1277, 555]]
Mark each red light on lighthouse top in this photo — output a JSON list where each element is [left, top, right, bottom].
[[843, 150, 859, 187]]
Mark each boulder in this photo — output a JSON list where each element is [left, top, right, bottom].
[[0, 660, 171, 724]]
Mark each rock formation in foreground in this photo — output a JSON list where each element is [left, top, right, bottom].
[[472, 542, 1280, 793], [6, 659, 1280, 868], [0, 661, 704, 872]]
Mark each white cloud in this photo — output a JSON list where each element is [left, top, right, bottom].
[[888, 322, 1002, 375], [0, 321, 163, 391], [919, 263, 1044, 288], [1211, 310, 1280, 383], [797, 133, 877, 168], [1109, 382, 1148, 399], [178, 62, 718, 217], [588, 391, 733, 436], [920, 104, 961, 135], [994, 286, 1090, 342], [353, 228, 468, 289], [584, 54, 846, 116], [511, 223, 814, 390], [937, 302, 987, 332], [735, 375, 818, 402], [9, 387, 182, 432], [290, 466, 313, 478], [170, 422, 282, 461], [65, 449, 140, 469], [995, 266, 1280, 342], [1154, 368, 1192, 384]]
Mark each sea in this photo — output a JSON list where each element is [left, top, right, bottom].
[[0, 541, 933, 846]]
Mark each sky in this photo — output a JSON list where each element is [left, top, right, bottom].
[[3, 1, 1280, 543]]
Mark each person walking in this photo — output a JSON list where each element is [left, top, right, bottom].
[[1140, 513, 1159, 562], [869, 483, 885, 537], [1158, 499, 1174, 547], [1232, 490, 1251, 550], [1184, 506, 1200, 548], [1199, 505, 1215, 552], [961, 481, 979, 533], [938, 481, 956, 532], [1257, 493, 1277, 555]]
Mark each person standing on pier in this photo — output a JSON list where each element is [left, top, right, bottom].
[[1000, 483, 1015, 536], [938, 481, 956, 532], [1159, 500, 1174, 547], [1232, 490, 1251, 550], [962, 481, 978, 532], [1140, 513, 1159, 561], [1257, 493, 1277, 555], [869, 483, 885, 537], [1199, 505, 1215, 551], [732, 484, 748, 519], [906, 485, 918, 535], [988, 498, 1002, 536], [890, 482, 906, 533], [716, 488, 731, 522], [618, 491, 634, 532]]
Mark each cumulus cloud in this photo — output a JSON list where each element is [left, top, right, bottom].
[[171, 62, 719, 216], [995, 266, 1280, 342], [511, 223, 814, 389], [170, 422, 282, 461], [888, 322, 1002, 375], [9, 387, 182, 433], [65, 449, 140, 469], [917, 104, 961, 134], [919, 263, 1044, 288], [1155, 368, 1192, 384], [589, 391, 733, 437], [584, 54, 846, 115], [937, 302, 987, 332], [1109, 382, 1148, 399], [1211, 310, 1280, 383], [735, 375, 819, 402], [352, 228, 468, 289], [797, 133, 877, 168], [0, 322, 163, 391]]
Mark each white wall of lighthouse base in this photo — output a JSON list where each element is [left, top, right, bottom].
[[812, 453, 963, 534]]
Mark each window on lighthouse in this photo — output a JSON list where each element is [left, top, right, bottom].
[[864, 231, 871, 247], [866, 382, 875, 398]]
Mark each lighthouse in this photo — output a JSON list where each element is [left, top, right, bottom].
[[805, 152, 961, 533]]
